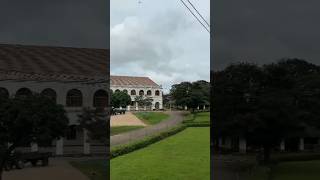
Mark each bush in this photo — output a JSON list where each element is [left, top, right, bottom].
[[111, 125, 187, 159], [272, 153, 320, 163]]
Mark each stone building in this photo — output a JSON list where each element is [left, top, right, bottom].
[[0, 44, 109, 156], [110, 75, 163, 110]]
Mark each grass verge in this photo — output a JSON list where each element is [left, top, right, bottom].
[[134, 112, 169, 125], [111, 126, 144, 136]]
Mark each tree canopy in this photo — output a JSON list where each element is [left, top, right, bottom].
[[170, 80, 210, 110], [212, 59, 320, 162], [0, 94, 69, 178], [111, 91, 131, 108]]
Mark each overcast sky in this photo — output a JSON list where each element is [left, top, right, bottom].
[[213, 0, 320, 70], [111, 0, 210, 93], [0, 0, 108, 49]]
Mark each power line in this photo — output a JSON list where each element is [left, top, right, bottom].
[[186, 0, 210, 28], [179, 0, 210, 34]]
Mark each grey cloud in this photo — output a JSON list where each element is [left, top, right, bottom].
[[213, 0, 320, 70], [0, 0, 108, 48]]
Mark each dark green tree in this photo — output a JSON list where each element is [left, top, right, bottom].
[[213, 60, 320, 162], [170, 80, 210, 111], [111, 91, 131, 108], [134, 95, 153, 107], [0, 94, 69, 179], [78, 107, 109, 145]]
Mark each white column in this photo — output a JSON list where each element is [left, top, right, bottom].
[[83, 129, 90, 155], [218, 137, 223, 147], [197, 106, 200, 110], [127, 105, 130, 111], [56, 138, 64, 156], [31, 142, 38, 152], [136, 102, 139, 111], [119, 106, 122, 110], [144, 106, 147, 111], [184, 106, 188, 110], [239, 137, 247, 153], [299, 138, 304, 151], [280, 139, 285, 151]]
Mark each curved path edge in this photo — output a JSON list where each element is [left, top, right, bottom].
[[110, 111, 186, 147]]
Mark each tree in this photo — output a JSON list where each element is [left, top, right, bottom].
[[78, 107, 109, 145], [0, 94, 69, 179], [170, 80, 210, 111], [212, 60, 320, 163], [111, 91, 131, 108], [134, 95, 153, 107]]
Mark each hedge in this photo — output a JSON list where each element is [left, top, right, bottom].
[[110, 125, 187, 159], [271, 153, 320, 163]]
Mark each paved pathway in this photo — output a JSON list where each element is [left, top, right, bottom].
[[110, 112, 147, 127], [3, 158, 90, 180], [110, 111, 185, 147]]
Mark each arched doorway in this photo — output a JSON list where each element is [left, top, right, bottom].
[[155, 102, 160, 110]]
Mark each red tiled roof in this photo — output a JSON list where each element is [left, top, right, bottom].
[[0, 44, 108, 82], [110, 75, 160, 87]]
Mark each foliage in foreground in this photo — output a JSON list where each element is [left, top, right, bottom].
[[0, 94, 69, 179]]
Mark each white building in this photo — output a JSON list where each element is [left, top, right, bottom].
[[110, 75, 163, 110], [0, 44, 109, 156]]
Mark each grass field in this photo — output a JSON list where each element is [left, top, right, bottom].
[[194, 112, 210, 123], [134, 112, 169, 125], [272, 160, 320, 180], [110, 127, 210, 180], [70, 160, 108, 180], [111, 126, 144, 136], [241, 159, 320, 180]]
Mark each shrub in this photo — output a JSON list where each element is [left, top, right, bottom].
[[272, 153, 320, 163], [111, 125, 187, 159]]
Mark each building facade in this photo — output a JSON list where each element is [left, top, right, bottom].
[[110, 75, 163, 110], [0, 44, 109, 156]]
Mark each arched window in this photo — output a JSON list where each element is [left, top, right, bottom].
[[131, 90, 136, 95], [16, 88, 32, 98], [123, 89, 128, 94], [139, 90, 144, 96], [66, 89, 82, 107], [147, 90, 152, 96], [155, 90, 160, 96], [93, 89, 108, 108], [41, 88, 57, 103], [0, 88, 9, 99], [115, 89, 120, 93]]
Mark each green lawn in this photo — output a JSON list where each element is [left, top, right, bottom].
[[110, 127, 210, 180], [194, 112, 210, 123], [70, 160, 108, 180], [272, 160, 320, 180], [134, 112, 169, 125], [241, 159, 320, 180], [111, 126, 144, 136]]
